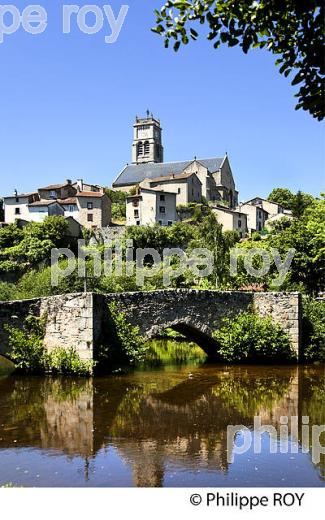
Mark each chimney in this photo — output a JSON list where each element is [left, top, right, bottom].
[[66, 179, 72, 185], [76, 179, 83, 191], [14, 189, 18, 197]]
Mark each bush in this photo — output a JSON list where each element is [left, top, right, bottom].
[[6, 313, 94, 375], [0, 281, 17, 301], [44, 347, 94, 376], [213, 312, 294, 362], [6, 314, 47, 373], [302, 298, 325, 361], [98, 302, 147, 369]]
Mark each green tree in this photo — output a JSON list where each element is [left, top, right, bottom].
[[153, 0, 325, 119], [268, 188, 294, 209], [268, 196, 325, 293], [290, 190, 315, 218], [0, 223, 24, 248]]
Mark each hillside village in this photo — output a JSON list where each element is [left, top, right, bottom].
[[0, 113, 292, 236]]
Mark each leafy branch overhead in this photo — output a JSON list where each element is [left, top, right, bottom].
[[153, 0, 325, 120]]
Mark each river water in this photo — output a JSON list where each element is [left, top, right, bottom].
[[0, 340, 324, 487]]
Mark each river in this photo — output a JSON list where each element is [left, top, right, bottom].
[[0, 340, 324, 487]]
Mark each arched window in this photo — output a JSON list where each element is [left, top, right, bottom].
[[137, 141, 143, 156], [144, 141, 150, 155]]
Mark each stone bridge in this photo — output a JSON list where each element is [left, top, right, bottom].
[[0, 290, 301, 361]]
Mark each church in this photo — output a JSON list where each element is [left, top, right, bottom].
[[112, 113, 238, 208]]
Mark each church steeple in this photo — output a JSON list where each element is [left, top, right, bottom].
[[132, 112, 164, 164]]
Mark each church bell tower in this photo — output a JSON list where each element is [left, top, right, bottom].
[[132, 111, 164, 164]]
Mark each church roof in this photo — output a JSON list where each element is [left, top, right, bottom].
[[113, 157, 225, 187]]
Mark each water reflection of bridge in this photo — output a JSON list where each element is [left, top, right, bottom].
[[0, 365, 323, 486]]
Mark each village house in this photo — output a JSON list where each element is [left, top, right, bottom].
[[237, 202, 269, 233], [28, 199, 65, 222], [212, 206, 248, 238], [112, 113, 238, 208], [126, 187, 177, 227], [3, 191, 39, 223], [140, 171, 202, 205], [244, 196, 286, 216], [3, 179, 111, 230]]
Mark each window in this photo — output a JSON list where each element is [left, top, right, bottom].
[[238, 219, 242, 228], [144, 141, 150, 155], [134, 209, 139, 218], [132, 200, 139, 207], [50, 190, 57, 199], [167, 221, 173, 226], [158, 220, 162, 225], [87, 214, 93, 222], [159, 206, 165, 213], [177, 188, 181, 194], [87, 202, 93, 210], [137, 142, 143, 156], [69, 205, 75, 212], [15, 207, 20, 215], [160, 194, 165, 201], [136, 220, 140, 226]]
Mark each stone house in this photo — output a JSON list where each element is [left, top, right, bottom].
[[212, 206, 248, 238], [126, 187, 177, 226], [244, 197, 286, 216], [112, 114, 238, 208], [38, 180, 76, 201], [140, 171, 202, 205], [58, 190, 111, 229], [238, 203, 269, 233]]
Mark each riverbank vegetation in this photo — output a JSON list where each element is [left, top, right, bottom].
[[212, 312, 294, 362], [97, 302, 147, 371]]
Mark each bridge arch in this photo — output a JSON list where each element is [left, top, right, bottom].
[[145, 318, 218, 358]]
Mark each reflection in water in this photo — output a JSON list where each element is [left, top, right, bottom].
[[0, 353, 324, 487]]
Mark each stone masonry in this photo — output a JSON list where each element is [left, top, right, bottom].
[[0, 290, 302, 362]]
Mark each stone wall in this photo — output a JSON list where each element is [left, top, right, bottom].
[[0, 290, 302, 361], [0, 293, 94, 361]]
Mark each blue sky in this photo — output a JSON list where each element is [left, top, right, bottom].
[[0, 1, 324, 201]]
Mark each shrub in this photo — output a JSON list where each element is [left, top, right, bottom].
[[213, 312, 294, 362], [98, 302, 147, 369], [0, 281, 17, 301], [302, 297, 325, 362], [44, 347, 94, 376], [6, 313, 94, 375], [6, 314, 47, 373]]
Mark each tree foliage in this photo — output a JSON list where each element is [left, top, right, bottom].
[[0, 217, 70, 274], [153, 0, 325, 119]]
